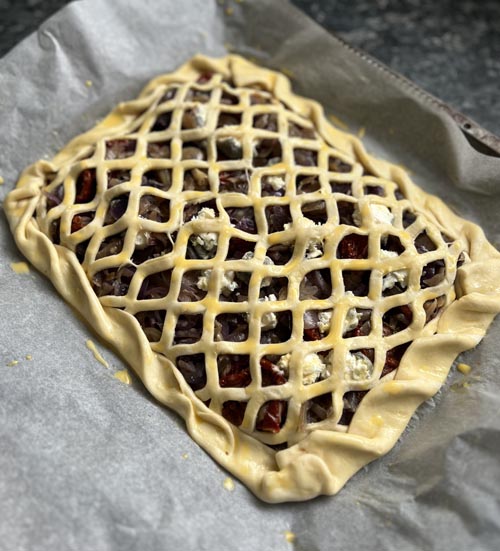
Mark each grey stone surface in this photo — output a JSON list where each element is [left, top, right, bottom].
[[292, 0, 500, 136], [0, 0, 498, 134]]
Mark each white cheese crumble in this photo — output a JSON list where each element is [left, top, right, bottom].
[[193, 103, 207, 126], [260, 293, 278, 330], [370, 204, 394, 225], [345, 351, 374, 381], [197, 270, 239, 295], [305, 239, 323, 259], [380, 249, 398, 260], [266, 175, 286, 191], [191, 233, 218, 256], [221, 271, 238, 294], [302, 353, 331, 385], [343, 307, 362, 334], [135, 230, 150, 248], [196, 272, 209, 291], [191, 208, 218, 257], [193, 207, 216, 222], [382, 270, 408, 291], [277, 353, 291, 375], [352, 205, 362, 226], [380, 249, 408, 291], [318, 310, 333, 334]]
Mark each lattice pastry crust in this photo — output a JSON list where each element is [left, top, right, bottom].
[[5, 55, 500, 502]]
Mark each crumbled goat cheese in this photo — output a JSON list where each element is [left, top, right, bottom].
[[197, 270, 239, 294], [266, 175, 286, 191], [135, 230, 150, 248], [192, 103, 207, 126], [318, 310, 333, 334], [305, 239, 323, 259], [303, 353, 330, 385], [221, 271, 238, 294], [380, 249, 398, 260], [370, 204, 394, 225], [196, 272, 210, 291], [380, 249, 408, 291], [345, 352, 374, 381], [277, 353, 291, 375], [191, 233, 218, 255], [191, 208, 218, 256], [352, 205, 362, 226], [193, 207, 216, 222], [343, 307, 362, 334], [382, 270, 408, 291], [260, 293, 278, 330]]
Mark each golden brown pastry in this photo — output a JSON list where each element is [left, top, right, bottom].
[[5, 55, 500, 502]]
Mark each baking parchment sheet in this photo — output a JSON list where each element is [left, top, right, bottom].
[[1, 1, 500, 549]]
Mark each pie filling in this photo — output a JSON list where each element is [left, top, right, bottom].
[[36, 71, 465, 447]]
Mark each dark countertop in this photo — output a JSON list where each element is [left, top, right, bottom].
[[1, 0, 499, 135]]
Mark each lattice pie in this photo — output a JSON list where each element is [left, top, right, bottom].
[[5, 55, 500, 502]]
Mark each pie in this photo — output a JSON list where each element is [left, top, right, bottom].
[[5, 55, 500, 502]]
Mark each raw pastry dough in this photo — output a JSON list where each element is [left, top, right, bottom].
[[5, 55, 500, 502]]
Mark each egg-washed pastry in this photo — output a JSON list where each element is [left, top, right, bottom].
[[5, 55, 500, 503]]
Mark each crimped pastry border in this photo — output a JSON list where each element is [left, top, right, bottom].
[[5, 55, 500, 502]]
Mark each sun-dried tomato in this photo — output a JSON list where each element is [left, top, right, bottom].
[[381, 343, 410, 378], [399, 305, 413, 322], [221, 401, 247, 427], [219, 367, 251, 388], [71, 214, 87, 233], [337, 233, 369, 259], [256, 400, 287, 433], [75, 169, 96, 204], [197, 72, 213, 84], [304, 327, 322, 341], [219, 355, 251, 387], [260, 358, 287, 386]]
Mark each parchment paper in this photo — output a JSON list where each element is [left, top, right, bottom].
[[1, 1, 500, 550]]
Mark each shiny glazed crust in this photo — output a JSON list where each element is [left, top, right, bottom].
[[5, 55, 500, 502]]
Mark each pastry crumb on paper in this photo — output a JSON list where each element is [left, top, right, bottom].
[[223, 477, 235, 492], [457, 362, 472, 375], [85, 339, 109, 368], [10, 261, 30, 274], [114, 369, 131, 384]]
